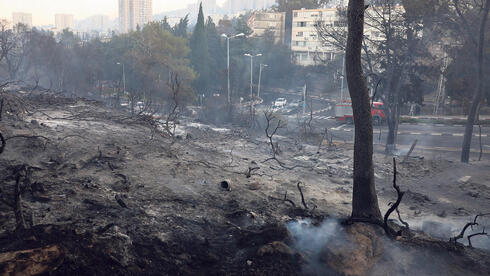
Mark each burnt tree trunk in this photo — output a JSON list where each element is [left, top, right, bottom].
[[346, 0, 382, 221], [14, 170, 27, 231], [461, 0, 489, 163]]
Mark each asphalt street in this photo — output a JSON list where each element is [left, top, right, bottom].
[[260, 90, 490, 159]]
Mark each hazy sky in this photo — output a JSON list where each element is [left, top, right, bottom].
[[0, 0, 226, 25]]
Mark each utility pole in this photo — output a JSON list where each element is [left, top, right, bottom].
[[221, 33, 245, 104], [340, 55, 345, 102], [434, 44, 448, 115], [244, 53, 262, 128], [116, 62, 125, 106], [257, 64, 268, 99], [244, 53, 262, 100]]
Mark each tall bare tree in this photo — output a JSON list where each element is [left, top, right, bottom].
[[346, 0, 382, 221], [460, 0, 490, 163], [317, 1, 434, 154]]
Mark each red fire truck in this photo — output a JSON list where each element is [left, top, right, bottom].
[[335, 100, 386, 125]]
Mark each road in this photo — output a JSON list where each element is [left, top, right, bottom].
[[259, 89, 490, 159]]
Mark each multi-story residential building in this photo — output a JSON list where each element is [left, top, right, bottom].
[[55, 14, 74, 32], [119, 0, 153, 33], [12, 12, 32, 28], [291, 6, 400, 66], [291, 8, 340, 66], [247, 11, 286, 44]]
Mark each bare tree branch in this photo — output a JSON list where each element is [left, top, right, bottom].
[[384, 158, 405, 236]]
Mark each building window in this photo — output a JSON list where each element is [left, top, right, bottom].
[[297, 21, 306, 27], [293, 12, 298, 17], [297, 32, 303, 37]]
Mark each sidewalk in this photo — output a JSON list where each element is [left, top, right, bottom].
[[402, 115, 490, 121], [401, 115, 490, 125]]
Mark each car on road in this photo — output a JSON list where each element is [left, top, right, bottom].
[[274, 98, 287, 108]]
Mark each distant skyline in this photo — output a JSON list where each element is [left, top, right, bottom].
[[0, 0, 227, 26]]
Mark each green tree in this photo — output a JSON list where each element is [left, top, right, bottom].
[[160, 17, 172, 32], [190, 4, 210, 95], [206, 17, 225, 91], [173, 14, 189, 38]]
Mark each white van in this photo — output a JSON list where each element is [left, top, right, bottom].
[[274, 98, 287, 108]]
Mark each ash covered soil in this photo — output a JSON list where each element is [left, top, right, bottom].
[[0, 91, 489, 275]]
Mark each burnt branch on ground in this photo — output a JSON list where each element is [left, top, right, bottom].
[[387, 202, 410, 230], [297, 182, 309, 210], [7, 164, 34, 231], [245, 165, 260, 178], [268, 191, 297, 208], [467, 227, 487, 248], [5, 135, 50, 142], [451, 213, 490, 245], [0, 132, 5, 154], [262, 109, 311, 170], [14, 166, 27, 231], [396, 207, 410, 230], [384, 158, 406, 236], [0, 97, 4, 121]]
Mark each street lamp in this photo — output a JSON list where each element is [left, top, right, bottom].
[[221, 33, 245, 104], [257, 64, 268, 99], [244, 53, 262, 100]]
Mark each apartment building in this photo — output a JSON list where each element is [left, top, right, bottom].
[[119, 0, 153, 33], [248, 11, 286, 44], [291, 6, 401, 66], [291, 8, 340, 66], [12, 12, 32, 28], [55, 14, 74, 32]]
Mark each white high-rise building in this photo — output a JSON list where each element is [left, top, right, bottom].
[[12, 12, 32, 28], [119, 0, 153, 33], [55, 14, 74, 31]]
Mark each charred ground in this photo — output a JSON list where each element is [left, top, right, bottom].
[[0, 91, 489, 275]]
